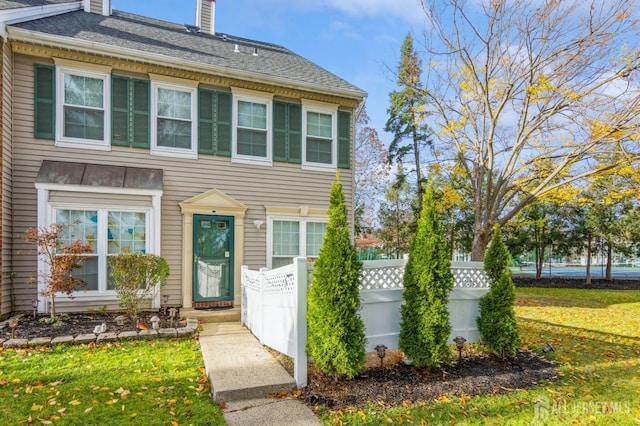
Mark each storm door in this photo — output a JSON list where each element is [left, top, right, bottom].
[[193, 215, 234, 302]]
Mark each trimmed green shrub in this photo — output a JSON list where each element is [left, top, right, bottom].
[[399, 184, 454, 368], [108, 252, 170, 321], [477, 225, 520, 358], [307, 176, 366, 379]]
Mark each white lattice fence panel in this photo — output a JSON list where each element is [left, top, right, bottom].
[[451, 267, 490, 288], [264, 267, 296, 296], [360, 266, 404, 290]]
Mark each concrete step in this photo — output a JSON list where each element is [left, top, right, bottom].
[[199, 322, 296, 402], [180, 307, 241, 323]]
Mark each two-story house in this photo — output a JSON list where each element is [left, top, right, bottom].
[[1, 0, 365, 318]]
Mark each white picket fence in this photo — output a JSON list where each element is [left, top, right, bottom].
[[241, 257, 490, 388]]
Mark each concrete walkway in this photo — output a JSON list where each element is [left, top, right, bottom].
[[199, 322, 321, 426]]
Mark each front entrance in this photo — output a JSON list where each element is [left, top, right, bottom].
[[193, 214, 234, 303]]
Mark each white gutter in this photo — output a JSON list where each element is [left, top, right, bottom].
[[7, 26, 367, 101], [0, 1, 83, 39]]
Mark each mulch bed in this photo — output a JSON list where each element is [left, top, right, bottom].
[[300, 350, 558, 412], [3, 310, 183, 341]]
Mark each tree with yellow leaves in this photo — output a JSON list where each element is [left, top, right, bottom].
[[417, 0, 640, 259]]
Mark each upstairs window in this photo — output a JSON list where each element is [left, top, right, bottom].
[[232, 89, 273, 165], [151, 81, 197, 159], [302, 100, 338, 171], [56, 66, 110, 150]]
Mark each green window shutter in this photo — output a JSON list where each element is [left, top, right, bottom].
[[272, 101, 302, 163], [198, 89, 215, 155], [289, 103, 302, 164], [132, 79, 150, 148], [216, 91, 232, 156], [273, 101, 287, 162], [337, 110, 351, 169], [34, 65, 55, 139], [111, 75, 130, 146]]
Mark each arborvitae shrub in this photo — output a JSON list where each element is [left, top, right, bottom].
[[306, 176, 366, 379], [477, 225, 520, 358], [399, 184, 454, 368]]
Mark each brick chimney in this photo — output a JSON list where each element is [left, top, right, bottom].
[[195, 0, 215, 35], [84, 0, 111, 16]]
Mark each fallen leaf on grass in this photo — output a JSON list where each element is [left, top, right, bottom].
[[69, 400, 81, 406]]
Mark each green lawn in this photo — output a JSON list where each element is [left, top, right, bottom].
[[324, 288, 640, 425], [0, 339, 225, 425]]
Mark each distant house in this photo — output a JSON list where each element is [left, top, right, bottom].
[[0, 0, 366, 318]]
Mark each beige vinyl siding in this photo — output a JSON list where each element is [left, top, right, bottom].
[[11, 56, 355, 312], [1, 40, 13, 318]]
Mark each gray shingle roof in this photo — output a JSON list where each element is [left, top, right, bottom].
[[10, 9, 366, 99]]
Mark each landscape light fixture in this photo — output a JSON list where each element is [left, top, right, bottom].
[[31, 298, 39, 319], [9, 319, 18, 339], [375, 344, 388, 368], [162, 294, 170, 314], [168, 307, 178, 327], [539, 342, 555, 355], [453, 336, 467, 364]]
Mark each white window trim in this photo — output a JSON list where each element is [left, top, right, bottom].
[[301, 99, 338, 172], [267, 215, 328, 269], [150, 80, 198, 159], [231, 88, 273, 166], [35, 183, 162, 309], [55, 66, 111, 151]]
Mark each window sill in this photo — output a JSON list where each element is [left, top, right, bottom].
[[301, 163, 336, 173], [56, 140, 111, 151], [231, 156, 273, 167]]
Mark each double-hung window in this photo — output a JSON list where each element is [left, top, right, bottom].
[[151, 81, 197, 159], [55, 208, 148, 293], [270, 218, 327, 268], [232, 88, 273, 165], [56, 66, 110, 150], [302, 100, 338, 171]]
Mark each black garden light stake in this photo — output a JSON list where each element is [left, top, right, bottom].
[[453, 336, 467, 364], [375, 344, 388, 368], [539, 342, 555, 356]]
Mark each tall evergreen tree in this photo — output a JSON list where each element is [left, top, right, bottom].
[[477, 225, 519, 358], [399, 184, 453, 368], [385, 33, 433, 208], [306, 176, 366, 379]]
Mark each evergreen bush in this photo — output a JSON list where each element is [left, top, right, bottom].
[[108, 252, 170, 321], [306, 176, 366, 379], [477, 225, 520, 358], [399, 184, 454, 368]]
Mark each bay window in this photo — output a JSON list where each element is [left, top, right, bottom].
[[56, 208, 148, 293]]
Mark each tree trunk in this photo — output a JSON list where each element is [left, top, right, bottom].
[[605, 242, 613, 281], [535, 244, 544, 279], [585, 235, 592, 285], [470, 224, 490, 261]]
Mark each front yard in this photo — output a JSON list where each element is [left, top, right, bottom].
[[0, 339, 225, 425], [1, 287, 638, 425]]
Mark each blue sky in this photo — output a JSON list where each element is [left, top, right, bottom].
[[111, 0, 426, 146]]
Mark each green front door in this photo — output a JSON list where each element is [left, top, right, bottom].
[[193, 215, 234, 302]]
